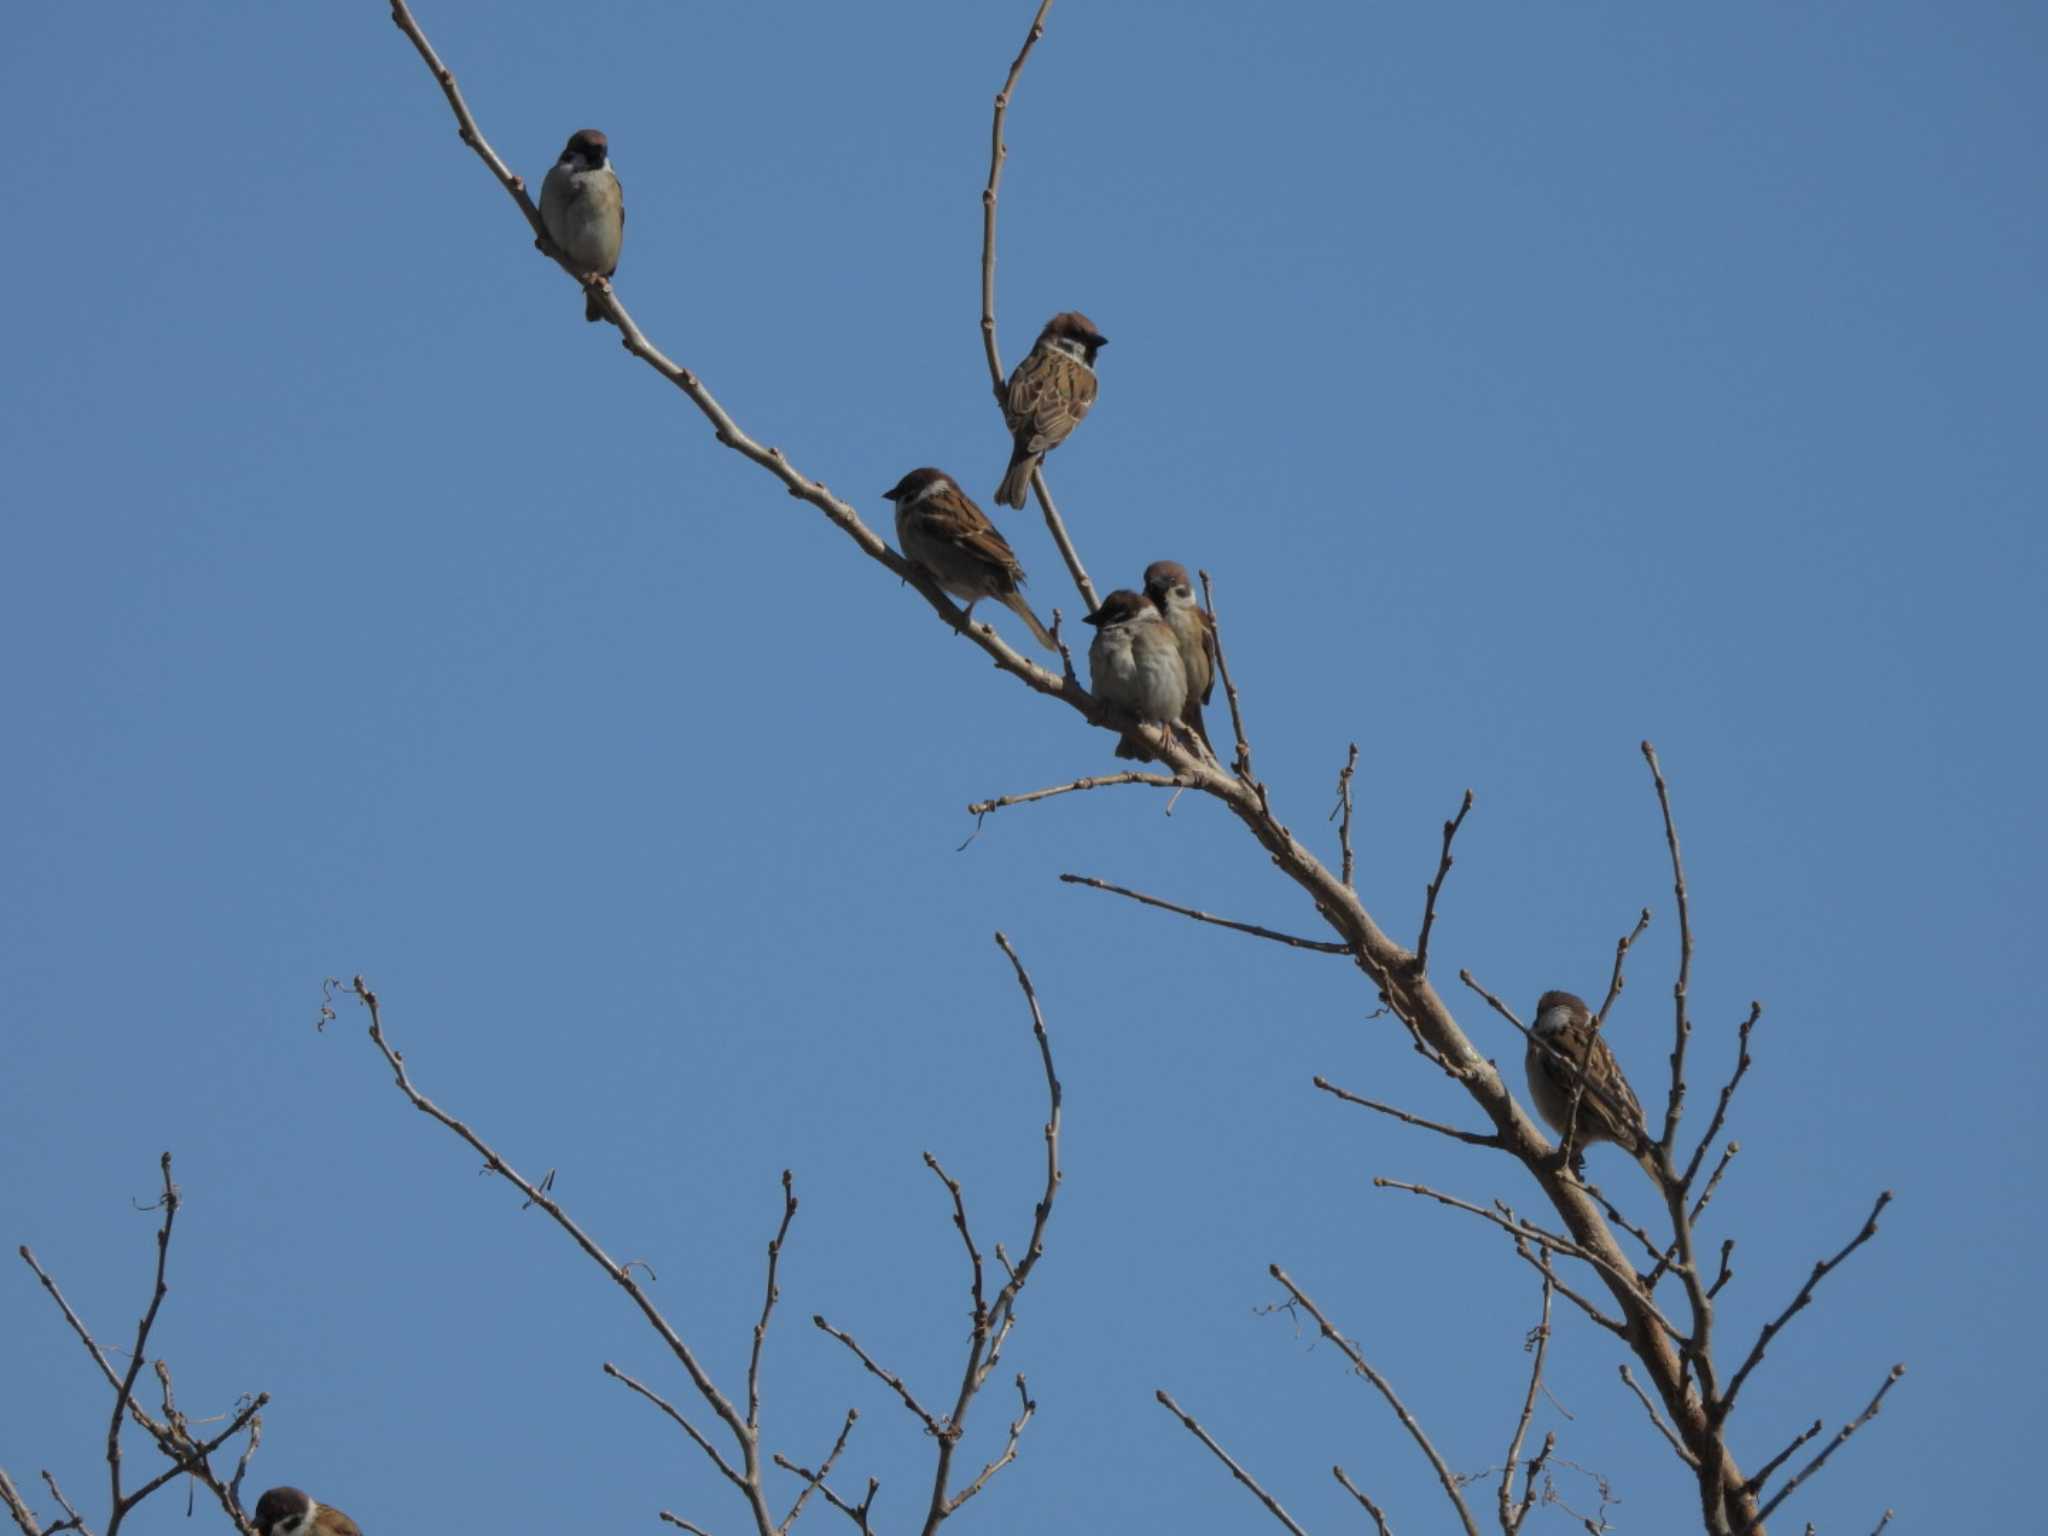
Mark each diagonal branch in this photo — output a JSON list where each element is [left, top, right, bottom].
[[1061, 874, 1351, 953], [775, 1409, 858, 1536], [1269, 1266, 1480, 1536], [350, 976, 773, 1533], [1154, 1392, 1310, 1536], [1312, 1076, 1500, 1148], [1736, 1365, 1905, 1535], [1719, 1192, 1893, 1419]]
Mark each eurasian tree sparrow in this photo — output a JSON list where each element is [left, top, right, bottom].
[[539, 128, 625, 323], [1524, 990, 1659, 1179], [1084, 589, 1188, 761], [995, 311, 1107, 508], [1142, 560, 1216, 757], [885, 468, 1056, 652], [252, 1487, 362, 1536]]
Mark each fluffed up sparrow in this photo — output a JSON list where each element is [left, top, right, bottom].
[[539, 128, 625, 322], [995, 311, 1107, 508], [1142, 560, 1216, 757], [885, 467, 1056, 652], [253, 1487, 362, 1536], [1085, 589, 1188, 761], [1524, 990, 1659, 1179]]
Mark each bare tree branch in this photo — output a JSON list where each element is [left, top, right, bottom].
[[10, 1157, 265, 1536], [1269, 1266, 1480, 1536], [1061, 873, 1351, 953], [967, 771, 1181, 821], [1618, 1364, 1698, 1468], [775, 1409, 858, 1536], [1719, 1192, 1893, 1419], [1312, 1076, 1501, 1149], [1641, 743, 1695, 1153], [1329, 743, 1359, 888], [1154, 1391, 1311, 1536], [1414, 789, 1475, 976], [750, 1173, 801, 1434], [1332, 1467, 1393, 1536], [1736, 1365, 1905, 1535], [1198, 570, 1256, 783], [1680, 1006, 1761, 1193], [1498, 1273, 1555, 1536]]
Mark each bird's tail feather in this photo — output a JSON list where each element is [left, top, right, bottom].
[[995, 449, 1035, 510], [1001, 591, 1058, 653]]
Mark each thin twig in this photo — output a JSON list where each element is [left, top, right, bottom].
[[351, 977, 774, 1534], [1269, 1267, 1480, 1536], [945, 1377, 1035, 1516], [604, 1364, 749, 1497], [1593, 908, 1653, 1030], [1720, 1192, 1893, 1417], [1737, 1365, 1906, 1535], [1641, 743, 1694, 1152], [812, 1318, 942, 1437], [1681, 1005, 1761, 1193], [1372, 1181, 1650, 1338], [1329, 744, 1359, 888], [1457, 970, 1527, 1037], [1198, 571, 1255, 782], [967, 771, 1179, 819], [1745, 1417, 1822, 1496], [1617, 1364, 1698, 1468], [1332, 1467, 1393, 1535], [768, 1461, 873, 1536], [1060, 874, 1350, 953], [1414, 789, 1474, 976], [775, 1409, 857, 1536], [1154, 1392, 1310, 1536], [749, 1173, 800, 1433], [1498, 1270, 1554, 1535], [1312, 1076, 1500, 1148]]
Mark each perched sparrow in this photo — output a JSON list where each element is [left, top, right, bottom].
[[1524, 990, 1659, 1179], [885, 468, 1056, 652], [1085, 589, 1188, 761], [1142, 560, 1216, 756], [995, 311, 1108, 508], [252, 1487, 362, 1536], [539, 128, 625, 322]]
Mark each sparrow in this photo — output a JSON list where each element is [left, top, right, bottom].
[[1523, 990, 1660, 1179], [252, 1487, 362, 1536], [539, 128, 625, 322], [1142, 560, 1217, 757], [1084, 589, 1188, 761], [995, 311, 1108, 508], [885, 468, 1056, 652]]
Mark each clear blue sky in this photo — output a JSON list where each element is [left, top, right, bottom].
[[4, 2, 2041, 1531]]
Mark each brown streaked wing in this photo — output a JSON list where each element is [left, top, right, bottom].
[[1006, 352, 1097, 457], [922, 489, 1026, 581]]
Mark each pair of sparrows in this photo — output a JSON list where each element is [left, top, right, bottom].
[[1085, 564, 1216, 761], [1523, 990, 1660, 1179], [881, 307, 1111, 651], [253, 1487, 359, 1536]]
